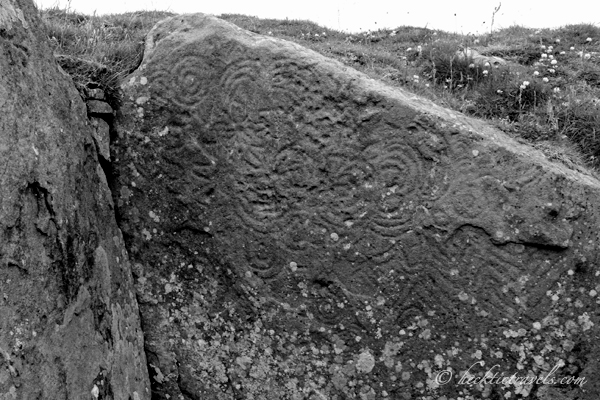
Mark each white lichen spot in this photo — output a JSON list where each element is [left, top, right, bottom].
[[590, 289, 597, 297], [472, 149, 479, 157], [419, 329, 431, 340], [158, 126, 169, 137], [356, 350, 376, 373], [533, 355, 544, 366], [135, 96, 149, 105], [289, 261, 298, 272], [578, 313, 594, 331], [164, 283, 173, 294], [141, 228, 152, 240], [458, 291, 469, 302], [434, 354, 445, 368], [148, 210, 160, 222], [330, 232, 339, 241], [343, 243, 351, 250], [567, 269, 574, 276], [532, 321, 542, 330], [140, 76, 148, 85]]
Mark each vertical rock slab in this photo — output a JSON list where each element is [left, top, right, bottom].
[[0, 0, 149, 398], [116, 13, 600, 399]]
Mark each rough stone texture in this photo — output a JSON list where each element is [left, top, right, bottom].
[[115, 13, 600, 400], [87, 99, 115, 117], [91, 116, 112, 162], [0, 0, 149, 398]]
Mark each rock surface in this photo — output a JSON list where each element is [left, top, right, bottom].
[[0, 0, 149, 398], [115, 13, 600, 399]]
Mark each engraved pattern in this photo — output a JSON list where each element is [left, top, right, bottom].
[[219, 59, 268, 125], [149, 52, 216, 113], [365, 140, 424, 238], [242, 238, 285, 280]]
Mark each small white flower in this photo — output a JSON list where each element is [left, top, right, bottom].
[[548, 54, 554, 59], [523, 81, 530, 86], [551, 59, 557, 65], [417, 45, 422, 52], [533, 71, 540, 76], [484, 62, 491, 67], [469, 63, 475, 68], [560, 51, 566, 55], [406, 47, 412, 52], [413, 75, 420, 80], [474, 39, 480, 44], [497, 89, 503, 94], [541, 45, 546, 49], [553, 87, 561, 93], [585, 53, 592, 60], [541, 53, 548, 59], [570, 46, 575, 51], [543, 77, 549, 83], [549, 68, 556, 73], [482, 70, 489, 76], [520, 84, 526, 90], [548, 46, 554, 51], [555, 38, 561, 43], [586, 37, 593, 42]]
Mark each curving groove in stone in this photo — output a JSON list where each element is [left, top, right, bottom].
[[115, 13, 600, 399], [0, 0, 149, 398]]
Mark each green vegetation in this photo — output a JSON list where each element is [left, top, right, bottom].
[[39, 6, 600, 171]]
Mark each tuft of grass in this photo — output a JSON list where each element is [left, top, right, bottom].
[[40, 7, 174, 108], [37, 6, 600, 172]]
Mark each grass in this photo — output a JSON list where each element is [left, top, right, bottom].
[[38, 6, 600, 172]]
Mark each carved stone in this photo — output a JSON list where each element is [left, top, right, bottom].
[[115, 13, 600, 399]]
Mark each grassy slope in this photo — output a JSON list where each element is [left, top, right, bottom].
[[39, 7, 600, 173]]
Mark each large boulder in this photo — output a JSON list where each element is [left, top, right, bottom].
[[115, 13, 600, 399], [0, 0, 149, 398]]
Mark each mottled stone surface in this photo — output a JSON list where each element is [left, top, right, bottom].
[[91, 116, 111, 161], [87, 99, 115, 117], [115, 13, 600, 399], [0, 0, 149, 398]]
